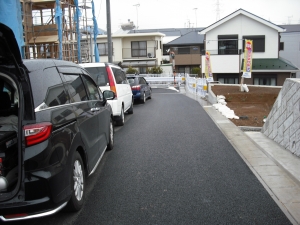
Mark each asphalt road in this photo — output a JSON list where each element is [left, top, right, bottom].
[[9, 88, 291, 225]]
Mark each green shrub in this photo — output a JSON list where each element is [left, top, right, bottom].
[[126, 66, 138, 74], [191, 67, 201, 77], [146, 66, 163, 74]]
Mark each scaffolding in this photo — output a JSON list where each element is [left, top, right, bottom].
[[21, 0, 96, 63]]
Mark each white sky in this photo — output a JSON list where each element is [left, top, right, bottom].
[[93, 0, 300, 32]]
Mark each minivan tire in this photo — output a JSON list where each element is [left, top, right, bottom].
[[65, 151, 85, 212], [127, 99, 133, 114], [107, 118, 114, 150], [116, 107, 124, 126]]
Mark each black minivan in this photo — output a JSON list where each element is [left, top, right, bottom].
[[0, 23, 115, 221]]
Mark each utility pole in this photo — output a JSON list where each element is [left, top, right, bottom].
[[193, 8, 197, 28], [133, 4, 140, 29], [106, 0, 112, 63], [216, 0, 220, 21]]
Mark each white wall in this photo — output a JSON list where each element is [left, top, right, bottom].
[[279, 32, 300, 78], [95, 34, 163, 64], [201, 55, 240, 73], [93, 37, 123, 63], [205, 14, 280, 59]]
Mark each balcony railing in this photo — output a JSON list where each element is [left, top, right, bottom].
[[201, 49, 241, 55], [122, 47, 157, 59]]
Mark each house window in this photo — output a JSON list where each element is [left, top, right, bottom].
[[280, 42, 284, 51], [217, 74, 239, 84], [97, 43, 113, 56], [243, 35, 265, 52], [218, 35, 238, 55], [178, 47, 190, 54], [132, 41, 147, 57], [253, 75, 276, 86]]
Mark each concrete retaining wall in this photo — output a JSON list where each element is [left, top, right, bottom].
[[262, 78, 300, 157]]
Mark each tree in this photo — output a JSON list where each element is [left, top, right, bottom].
[[126, 66, 138, 74]]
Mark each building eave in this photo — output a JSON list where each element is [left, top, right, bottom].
[[199, 9, 286, 35]]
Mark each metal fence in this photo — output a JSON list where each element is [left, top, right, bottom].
[[135, 74, 208, 98]]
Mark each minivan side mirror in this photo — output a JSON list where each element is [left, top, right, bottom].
[[103, 90, 115, 100]]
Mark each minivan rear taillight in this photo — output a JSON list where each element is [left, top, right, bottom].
[[24, 122, 52, 147], [106, 66, 117, 97]]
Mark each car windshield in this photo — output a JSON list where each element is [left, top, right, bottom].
[[127, 77, 138, 85]]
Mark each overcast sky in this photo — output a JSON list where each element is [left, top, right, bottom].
[[93, 0, 300, 32]]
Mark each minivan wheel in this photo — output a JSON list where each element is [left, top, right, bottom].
[[66, 151, 85, 212], [116, 107, 124, 126], [127, 99, 133, 114], [107, 118, 114, 150]]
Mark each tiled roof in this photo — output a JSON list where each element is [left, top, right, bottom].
[[279, 24, 300, 32], [128, 28, 205, 36], [165, 31, 204, 45], [241, 58, 299, 71]]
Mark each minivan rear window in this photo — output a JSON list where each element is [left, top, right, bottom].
[[112, 68, 127, 84], [85, 67, 108, 86], [29, 67, 70, 110]]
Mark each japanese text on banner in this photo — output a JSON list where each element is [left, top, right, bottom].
[[205, 51, 214, 82], [242, 39, 253, 78]]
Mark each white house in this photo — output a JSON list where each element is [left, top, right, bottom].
[[199, 9, 299, 86], [279, 24, 300, 78], [93, 32, 165, 74]]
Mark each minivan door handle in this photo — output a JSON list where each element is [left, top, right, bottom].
[[90, 107, 100, 112]]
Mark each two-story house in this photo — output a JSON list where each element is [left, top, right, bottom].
[[199, 9, 299, 86], [279, 24, 300, 78], [129, 28, 205, 74], [163, 30, 204, 74], [94, 31, 164, 74]]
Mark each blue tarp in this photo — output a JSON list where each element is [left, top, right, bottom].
[[92, 0, 99, 62], [0, 0, 25, 57], [74, 0, 81, 63], [55, 0, 63, 60]]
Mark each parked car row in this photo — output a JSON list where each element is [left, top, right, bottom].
[[0, 23, 152, 222]]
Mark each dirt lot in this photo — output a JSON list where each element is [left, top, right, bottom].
[[211, 85, 281, 127]]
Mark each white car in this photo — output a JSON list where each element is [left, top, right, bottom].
[[80, 63, 133, 126]]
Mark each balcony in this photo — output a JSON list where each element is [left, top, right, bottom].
[[122, 47, 157, 59], [172, 54, 201, 65]]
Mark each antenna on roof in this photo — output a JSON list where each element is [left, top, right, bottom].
[[216, 0, 220, 21], [288, 16, 293, 24]]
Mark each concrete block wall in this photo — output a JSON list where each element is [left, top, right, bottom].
[[262, 78, 300, 157]]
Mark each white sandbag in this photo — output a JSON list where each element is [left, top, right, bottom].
[[217, 95, 226, 100], [243, 84, 249, 92], [240, 85, 244, 92], [213, 103, 222, 110]]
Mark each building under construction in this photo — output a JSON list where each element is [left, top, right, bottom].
[[20, 0, 100, 63]]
